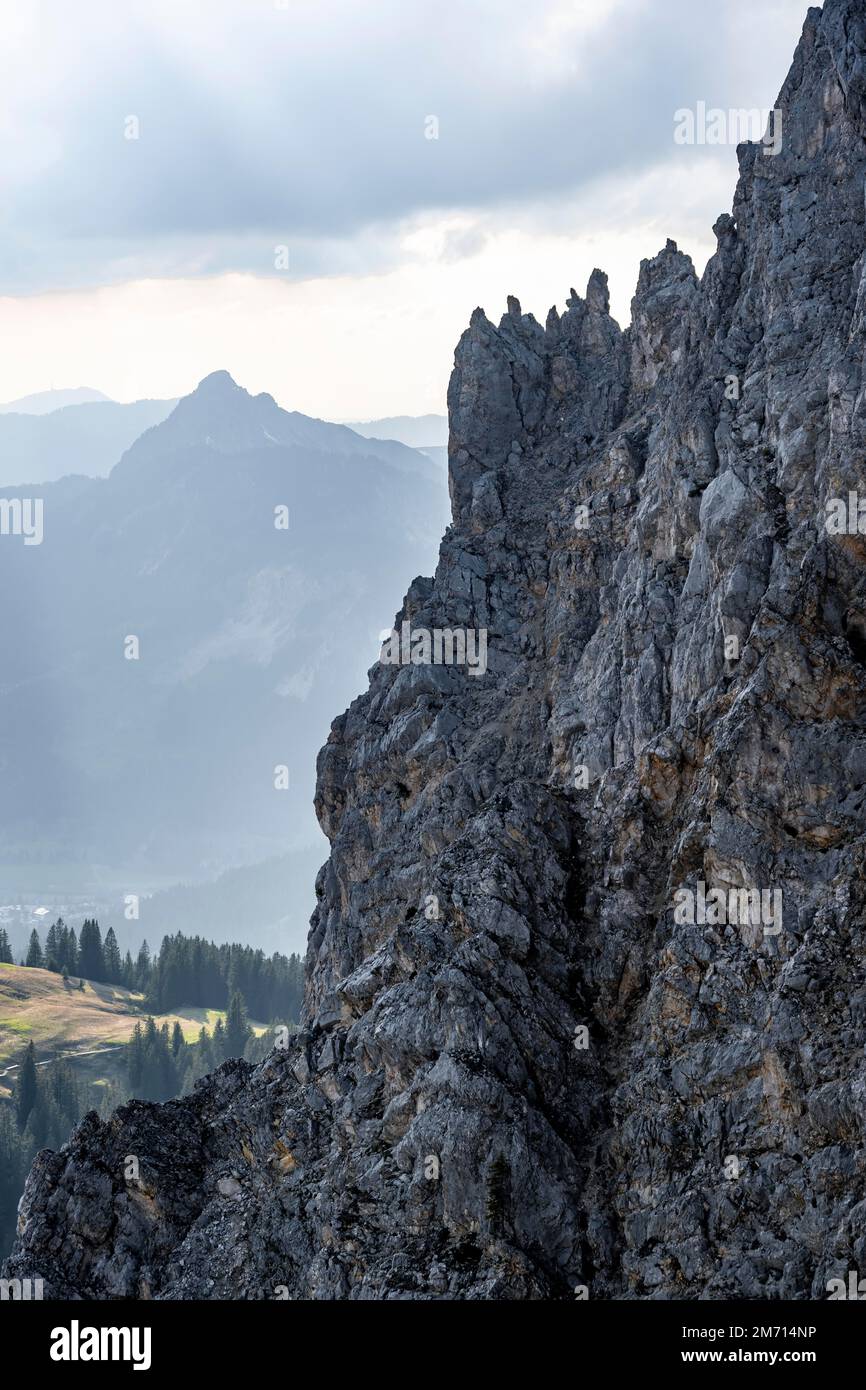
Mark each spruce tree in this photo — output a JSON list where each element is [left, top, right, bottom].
[[25, 929, 44, 968], [197, 1024, 214, 1071], [58, 924, 72, 970], [103, 927, 122, 985], [135, 940, 151, 993], [225, 992, 252, 1059], [78, 919, 105, 982], [158, 1024, 176, 1099], [0, 927, 13, 964], [140, 1017, 166, 1100], [44, 919, 61, 971]]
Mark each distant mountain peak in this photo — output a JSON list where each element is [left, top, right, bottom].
[[191, 370, 245, 398], [113, 372, 443, 480]]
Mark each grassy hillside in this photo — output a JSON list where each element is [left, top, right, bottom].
[[0, 962, 252, 1097]]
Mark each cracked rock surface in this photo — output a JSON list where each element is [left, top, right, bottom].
[[6, 0, 866, 1300]]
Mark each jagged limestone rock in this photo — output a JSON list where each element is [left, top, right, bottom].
[[6, 0, 866, 1300]]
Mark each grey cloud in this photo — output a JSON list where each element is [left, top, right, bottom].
[[0, 0, 809, 292]]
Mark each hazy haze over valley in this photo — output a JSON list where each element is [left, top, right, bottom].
[[0, 378, 449, 955]]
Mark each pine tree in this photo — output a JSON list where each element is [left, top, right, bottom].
[[179, 1025, 218, 1094], [171, 1021, 185, 1057], [78, 919, 105, 982], [45, 919, 61, 971], [212, 1017, 227, 1062], [225, 992, 252, 1060], [103, 927, 122, 985], [58, 923, 74, 971], [158, 1024, 176, 1099], [197, 1024, 214, 1070], [122, 951, 135, 989], [16, 1041, 38, 1130], [135, 940, 151, 993], [142, 1017, 160, 1098], [0, 927, 13, 964], [25, 929, 44, 969]]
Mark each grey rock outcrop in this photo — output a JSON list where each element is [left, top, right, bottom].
[[6, 0, 866, 1299]]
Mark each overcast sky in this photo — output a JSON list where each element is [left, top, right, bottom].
[[0, 0, 810, 417]]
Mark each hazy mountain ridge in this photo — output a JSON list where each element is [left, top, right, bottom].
[[0, 398, 177, 486], [0, 372, 450, 944], [346, 413, 448, 449], [0, 387, 112, 414]]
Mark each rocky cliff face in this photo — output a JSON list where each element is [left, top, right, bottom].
[[7, 0, 866, 1300]]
